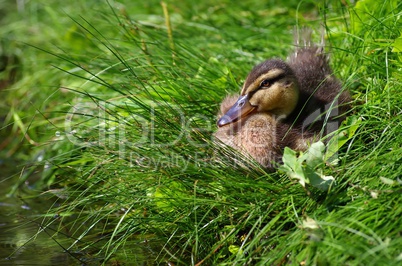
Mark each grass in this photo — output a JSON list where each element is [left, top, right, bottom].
[[1, 0, 402, 265]]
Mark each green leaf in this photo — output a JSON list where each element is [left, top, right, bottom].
[[147, 181, 188, 212], [229, 245, 241, 254], [281, 147, 298, 170], [308, 171, 335, 191], [281, 141, 336, 191], [392, 37, 402, 53], [303, 141, 325, 167], [351, 0, 399, 34], [280, 147, 308, 187]]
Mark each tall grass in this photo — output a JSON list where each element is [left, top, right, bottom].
[[2, 0, 402, 265]]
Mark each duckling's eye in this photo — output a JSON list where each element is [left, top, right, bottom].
[[260, 79, 270, 88]]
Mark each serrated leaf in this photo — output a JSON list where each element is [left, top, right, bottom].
[[282, 146, 298, 169], [280, 147, 308, 187], [303, 141, 325, 167], [309, 172, 335, 191], [281, 141, 336, 191], [294, 162, 308, 187]]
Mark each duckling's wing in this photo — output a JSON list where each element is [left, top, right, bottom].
[[287, 29, 352, 131]]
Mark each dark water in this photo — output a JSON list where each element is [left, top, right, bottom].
[[0, 160, 164, 265], [0, 161, 81, 266]]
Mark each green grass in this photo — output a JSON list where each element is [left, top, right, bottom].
[[1, 0, 402, 265]]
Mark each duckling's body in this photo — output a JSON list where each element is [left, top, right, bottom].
[[215, 39, 351, 169], [215, 95, 282, 168]]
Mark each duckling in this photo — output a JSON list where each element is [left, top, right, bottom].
[[215, 37, 351, 168]]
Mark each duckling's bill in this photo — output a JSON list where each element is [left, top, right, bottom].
[[217, 94, 256, 127]]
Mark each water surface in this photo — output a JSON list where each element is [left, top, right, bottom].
[[0, 160, 82, 265]]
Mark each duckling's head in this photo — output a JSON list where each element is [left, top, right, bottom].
[[217, 60, 299, 127]]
